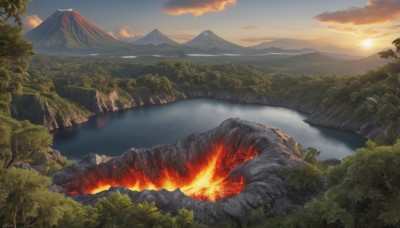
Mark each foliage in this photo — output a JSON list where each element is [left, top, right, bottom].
[[0, 0, 31, 27], [0, 168, 87, 228], [379, 37, 400, 60], [298, 146, 320, 165], [93, 191, 197, 228], [0, 116, 53, 168], [284, 164, 323, 192]]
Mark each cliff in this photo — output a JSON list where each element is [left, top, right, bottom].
[[58, 87, 133, 113], [10, 93, 89, 130]]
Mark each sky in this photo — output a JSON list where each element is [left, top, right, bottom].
[[25, 0, 400, 55]]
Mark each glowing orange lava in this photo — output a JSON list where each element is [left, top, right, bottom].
[[67, 144, 258, 201]]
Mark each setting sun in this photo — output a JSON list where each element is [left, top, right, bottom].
[[362, 39, 374, 49]]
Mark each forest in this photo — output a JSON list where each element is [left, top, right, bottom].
[[1, 0, 400, 227]]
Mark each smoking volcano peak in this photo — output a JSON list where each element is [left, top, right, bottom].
[[53, 118, 308, 224]]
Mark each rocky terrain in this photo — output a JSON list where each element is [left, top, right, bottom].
[[52, 118, 314, 225], [10, 93, 89, 130]]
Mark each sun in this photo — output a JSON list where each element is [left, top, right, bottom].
[[362, 39, 374, 49]]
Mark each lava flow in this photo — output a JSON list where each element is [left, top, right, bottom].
[[67, 144, 259, 201]]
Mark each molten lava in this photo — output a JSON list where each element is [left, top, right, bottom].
[[67, 144, 258, 201]]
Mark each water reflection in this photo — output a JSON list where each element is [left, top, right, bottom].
[[53, 99, 366, 162]]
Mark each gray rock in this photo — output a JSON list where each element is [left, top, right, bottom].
[[53, 118, 314, 225]]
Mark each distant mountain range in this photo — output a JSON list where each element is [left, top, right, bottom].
[[252, 38, 358, 56], [24, 9, 373, 61]]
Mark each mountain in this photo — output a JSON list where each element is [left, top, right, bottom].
[[25, 9, 124, 51], [252, 38, 357, 56], [258, 47, 316, 55], [252, 38, 320, 50], [185, 30, 244, 51], [133, 29, 178, 46], [281, 52, 340, 65]]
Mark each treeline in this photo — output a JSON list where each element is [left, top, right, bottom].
[[29, 54, 400, 132], [31, 60, 272, 95]]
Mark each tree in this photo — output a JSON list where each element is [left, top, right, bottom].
[[0, 23, 34, 57], [378, 49, 397, 60], [94, 191, 133, 227], [175, 208, 196, 228], [0, 0, 30, 28], [378, 37, 400, 60], [306, 141, 400, 227], [0, 168, 92, 228], [6, 124, 52, 168]]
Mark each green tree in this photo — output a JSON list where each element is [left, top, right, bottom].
[[305, 141, 400, 227], [284, 164, 323, 192], [175, 208, 196, 228], [0, 0, 31, 27], [6, 123, 52, 168], [0, 168, 91, 228], [94, 191, 133, 227]]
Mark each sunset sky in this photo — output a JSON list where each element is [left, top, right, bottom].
[[26, 0, 400, 54]]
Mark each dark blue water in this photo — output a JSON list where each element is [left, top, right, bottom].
[[53, 99, 366, 163]]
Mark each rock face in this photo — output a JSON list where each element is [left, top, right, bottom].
[[53, 118, 312, 225], [10, 93, 89, 130], [58, 87, 133, 114]]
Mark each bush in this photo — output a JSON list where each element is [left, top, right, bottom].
[[284, 165, 323, 192]]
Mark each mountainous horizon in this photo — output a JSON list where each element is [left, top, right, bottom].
[[252, 38, 358, 55], [26, 9, 125, 51], [24, 9, 373, 58]]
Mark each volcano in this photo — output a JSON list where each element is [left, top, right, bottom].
[[133, 29, 178, 46], [185, 30, 244, 51], [25, 9, 124, 52], [53, 119, 313, 225]]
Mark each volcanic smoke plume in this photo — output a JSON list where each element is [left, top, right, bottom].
[[53, 118, 309, 225]]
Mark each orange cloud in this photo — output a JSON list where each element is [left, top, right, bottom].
[[315, 0, 400, 25], [328, 25, 391, 38], [164, 0, 236, 16], [25, 15, 43, 29], [109, 26, 140, 40], [242, 25, 258, 30]]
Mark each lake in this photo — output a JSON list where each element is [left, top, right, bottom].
[[53, 99, 366, 163]]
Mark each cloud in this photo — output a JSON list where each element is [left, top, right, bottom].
[[327, 25, 393, 39], [108, 26, 140, 40], [315, 0, 400, 25], [241, 25, 258, 30], [164, 0, 236, 16], [24, 15, 43, 30]]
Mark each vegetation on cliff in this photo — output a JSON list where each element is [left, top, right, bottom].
[[26, 51, 400, 137]]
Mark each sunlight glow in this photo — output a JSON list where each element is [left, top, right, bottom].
[[362, 39, 374, 49]]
